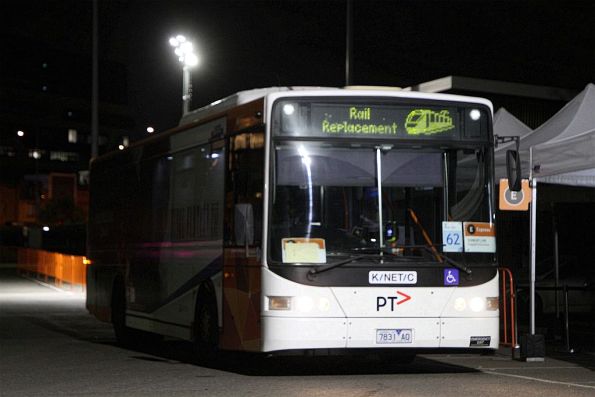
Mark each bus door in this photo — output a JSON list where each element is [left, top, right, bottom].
[[221, 132, 265, 351]]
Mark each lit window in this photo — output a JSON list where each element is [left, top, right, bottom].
[[29, 150, 42, 159], [50, 151, 79, 162], [68, 129, 78, 143]]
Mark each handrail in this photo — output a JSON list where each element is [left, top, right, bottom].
[[408, 208, 442, 262], [499, 267, 516, 348]]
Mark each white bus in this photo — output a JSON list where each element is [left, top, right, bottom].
[[87, 87, 502, 359]]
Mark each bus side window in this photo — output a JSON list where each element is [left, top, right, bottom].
[[226, 133, 265, 246]]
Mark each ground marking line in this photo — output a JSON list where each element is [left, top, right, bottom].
[[478, 366, 580, 371], [482, 369, 595, 390]]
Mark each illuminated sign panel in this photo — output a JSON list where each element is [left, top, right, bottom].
[[276, 101, 465, 140], [404, 109, 455, 135], [312, 104, 458, 138], [318, 106, 399, 136]]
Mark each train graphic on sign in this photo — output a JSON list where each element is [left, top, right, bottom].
[[405, 109, 455, 135]]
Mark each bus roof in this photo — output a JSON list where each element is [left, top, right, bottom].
[[179, 87, 334, 126], [179, 86, 493, 127]]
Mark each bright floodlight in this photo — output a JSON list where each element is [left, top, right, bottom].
[[169, 35, 199, 68], [180, 41, 193, 52], [185, 53, 199, 67], [146, 126, 155, 133], [170, 34, 200, 114], [17, 130, 25, 137]]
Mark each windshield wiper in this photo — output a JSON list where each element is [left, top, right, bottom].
[[309, 245, 472, 278], [409, 244, 472, 276], [308, 254, 375, 278], [309, 248, 419, 278], [381, 244, 472, 275]]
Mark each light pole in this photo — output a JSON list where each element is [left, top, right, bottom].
[[169, 35, 199, 114]]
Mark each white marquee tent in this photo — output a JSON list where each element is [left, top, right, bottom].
[[494, 107, 532, 139], [524, 83, 595, 337], [493, 108, 532, 180], [531, 83, 595, 186], [494, 84, 595, 183]]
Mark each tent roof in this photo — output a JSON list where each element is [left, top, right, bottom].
[[521, 83, 595, 149], [492, 108, 532, 180], [531, 83, 595, 186], [494, 108, 532, 140]]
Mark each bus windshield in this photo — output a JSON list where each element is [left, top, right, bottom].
[[268, 140, 493, 265]]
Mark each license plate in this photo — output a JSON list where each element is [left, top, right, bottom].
[[376, 329, 413, 344]]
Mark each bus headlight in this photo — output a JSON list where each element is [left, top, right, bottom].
[[318, 297, 331, 312], [454, 297, 499, 312], [469, 297, 485, 312], [295, 296, 314, 313], [267, 296, 331, 313], [454, 297, 467, 312]]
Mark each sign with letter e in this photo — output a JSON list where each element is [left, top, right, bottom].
[[499, 179, 531, 211]]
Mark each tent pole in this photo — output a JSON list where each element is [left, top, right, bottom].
[[530, 177, 538, 335], [554, 213, 560, 319]]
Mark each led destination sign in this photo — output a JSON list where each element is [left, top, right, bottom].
[[277, 101, 462, 140], [315, 104, 457, 138]]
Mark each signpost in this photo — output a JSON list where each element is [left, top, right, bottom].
[[499, 179, 531, 211]]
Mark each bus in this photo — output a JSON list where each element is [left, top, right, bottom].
[[87, 87, 501, 358]]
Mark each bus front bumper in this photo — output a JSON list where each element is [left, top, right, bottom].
[[261, 316, 499, 352]]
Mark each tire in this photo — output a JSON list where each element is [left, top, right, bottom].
[[111, 278, 138, 347], [194, 284, 219, 363], [111, 278, 163, 348]]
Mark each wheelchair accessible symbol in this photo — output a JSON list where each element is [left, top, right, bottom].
[[444, 268, 459, 286]]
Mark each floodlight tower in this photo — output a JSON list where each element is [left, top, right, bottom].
[[169, 35, 200, 114]]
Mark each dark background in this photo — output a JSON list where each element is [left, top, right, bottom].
[[2, 0, 594, 138]]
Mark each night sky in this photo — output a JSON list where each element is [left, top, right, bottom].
[[3, 0, 594, 139]]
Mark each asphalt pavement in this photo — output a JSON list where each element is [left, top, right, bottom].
[[1, 263, 594, 397]]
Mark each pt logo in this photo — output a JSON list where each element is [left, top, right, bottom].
[[376, 291, 412, 311]]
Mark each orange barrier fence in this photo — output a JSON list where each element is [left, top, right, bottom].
[[498, 267, 516, 348], [17, 248, 87, 290]]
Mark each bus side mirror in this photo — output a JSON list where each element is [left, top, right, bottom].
[[506, 150, 522, 192], [234, 203, 254, 246]]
